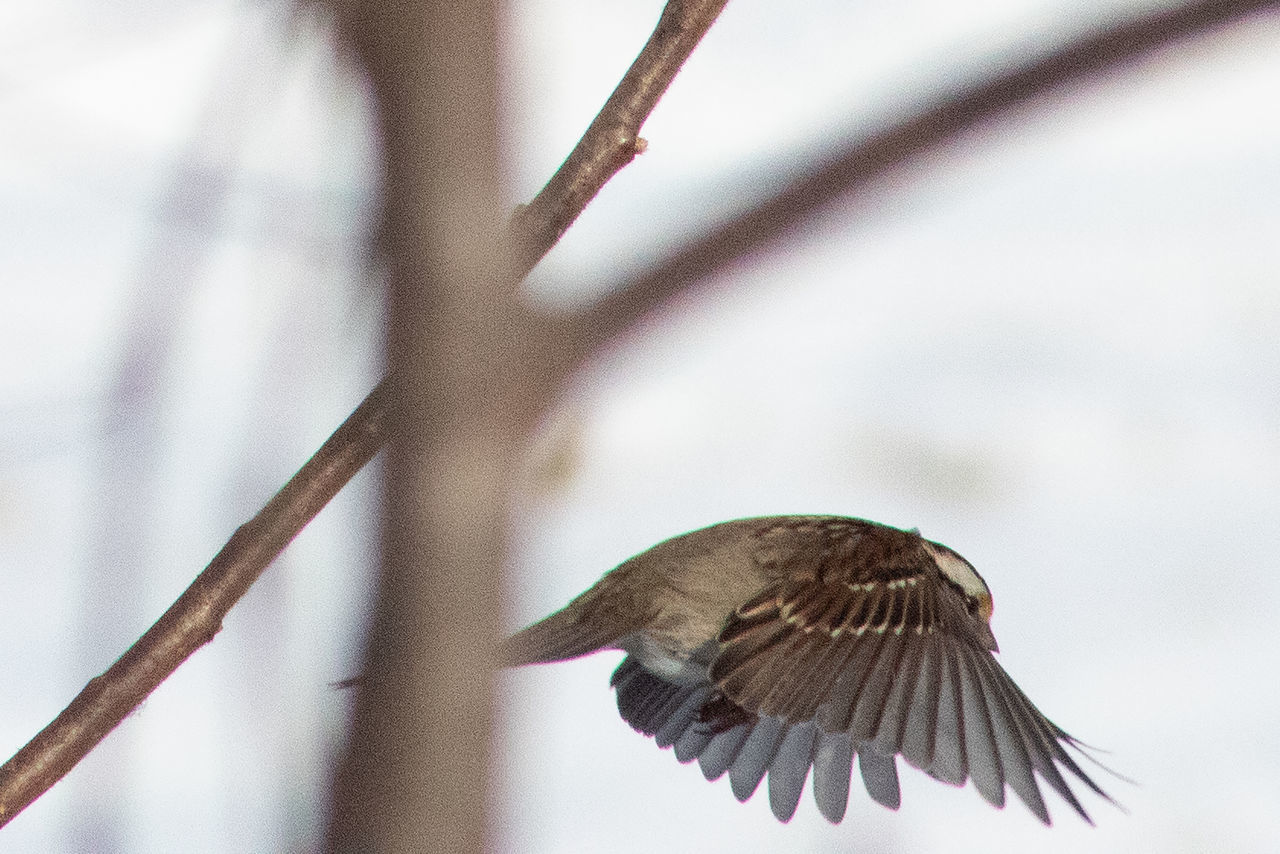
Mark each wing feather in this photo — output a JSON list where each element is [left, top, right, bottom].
[[674, 723, 714, 764], [813, 628, 888, 733], [899, 632, 942, 774], [846, 633, 908, 741], [858, 747, 901, 810], [655, 684, 714, 750], [955, 643, 1005, 807], [811, 730, 855, 823], [867, 628, 926, 757], [612, 657, 693, 737], [713, 571, 940, 729], [699, 723, 751, 781], [768, 721, 816, 822], [925, 635, 967, 786], [729, 717, 786, 801], [968, 648, 1048, 822], [770, 632, 858, 723], [972, 652, 1112, 822]]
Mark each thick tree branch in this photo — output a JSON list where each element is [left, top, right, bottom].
[[324, 0, 513, 849], [327, 4, 730, 849]]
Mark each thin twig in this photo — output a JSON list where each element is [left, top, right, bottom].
[[512, 0, 731, 274], [0, 381, 390, 825]]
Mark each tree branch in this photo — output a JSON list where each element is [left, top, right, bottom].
[[323, 0, 514, 848], [561, 0, 1280, 365], [0, 0, 730, 832], [512, 0, 731, 274], [0, 381, 391, 825]]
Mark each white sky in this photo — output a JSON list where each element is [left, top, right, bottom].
[[2, 0, 1280, 851]]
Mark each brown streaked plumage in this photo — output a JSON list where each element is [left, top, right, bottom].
[[501, 515, 1113, 825]]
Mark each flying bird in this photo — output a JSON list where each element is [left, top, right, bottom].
[[500, 515, 1113, 824]]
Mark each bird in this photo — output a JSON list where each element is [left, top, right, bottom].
[[499, 515, 1114, 825]]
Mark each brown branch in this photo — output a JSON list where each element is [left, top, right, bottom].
[[326, 2, 731, 849], [324, 0, 513, 849], [0, 380, 391, 825], [0, 0, 731, 832], [511, 0, 731, 274], [561, 0, 1280, 364]]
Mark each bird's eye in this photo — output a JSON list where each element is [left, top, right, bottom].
[[968, 592, 994, 622]]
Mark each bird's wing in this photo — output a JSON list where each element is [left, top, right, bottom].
[[610, 654, 890, 823], [707, 572, 1112, 824]]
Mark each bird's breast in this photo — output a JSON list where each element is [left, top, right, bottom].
[[618, 633, 712, 687]]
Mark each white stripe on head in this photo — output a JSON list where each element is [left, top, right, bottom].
[[920, 540, 992, 619]]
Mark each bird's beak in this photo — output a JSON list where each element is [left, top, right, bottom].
[[977, 622, 999, 653]]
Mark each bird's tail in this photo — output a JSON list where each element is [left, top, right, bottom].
[[498, 604, 624, 667], [499, 572, 655, 668]]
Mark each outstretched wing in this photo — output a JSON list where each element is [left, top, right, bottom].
[[611, 654, 898, 823], [707, 569, 1111, 824]]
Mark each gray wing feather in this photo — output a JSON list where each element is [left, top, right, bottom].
[[768, 721, 816, 822], [926, 636, 966, 786], [857, 746, 901, 809], [729, 717, 786, 801], [811, 630, 883, 732], [699, 724, 750, 781], [811, 730, 855, 823], [847, 634, 907, 741], [868, 632, 925, 757], [972, 652, 1105, 822], [899, 632, 942, 772], [655, 685, 713, 749], [817, 630, 881, 732], [967, 647, 1048, 822], [674, 722, 714, 764], [956, 646, 1005, 807]]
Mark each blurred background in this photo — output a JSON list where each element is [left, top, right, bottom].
[[3, 0, 1279, 851]]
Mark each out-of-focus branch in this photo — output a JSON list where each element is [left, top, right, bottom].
[[0, 381, 391, 826], [561, 0, 1280, 365], [325, 0, 512, 849], [0, 0, 730, 833], [327, 2, 730, 850]]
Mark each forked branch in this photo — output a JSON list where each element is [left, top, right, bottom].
[[0, 0, 730, 829]]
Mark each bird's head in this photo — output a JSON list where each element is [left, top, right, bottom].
[[920, 538, 997, 651]]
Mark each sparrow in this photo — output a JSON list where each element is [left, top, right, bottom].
[[500, 515, 1113, 824]]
